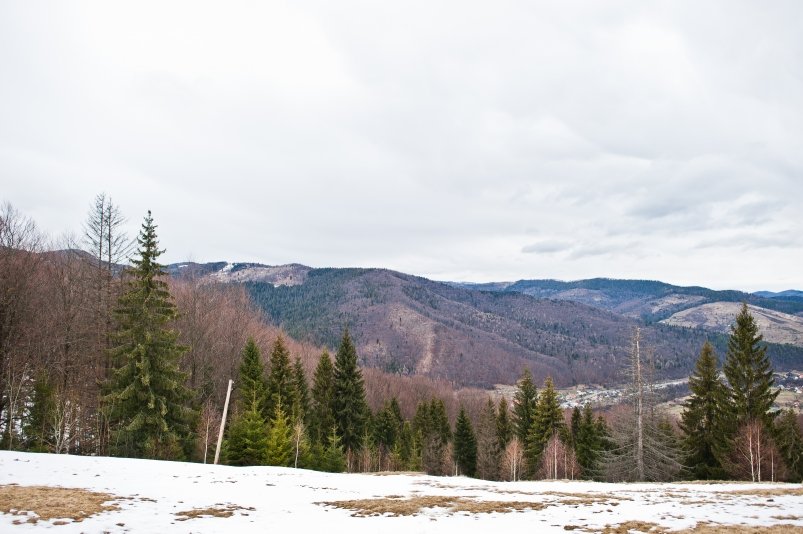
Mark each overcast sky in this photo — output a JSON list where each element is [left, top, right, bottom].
[[2, 1, 802, 291]]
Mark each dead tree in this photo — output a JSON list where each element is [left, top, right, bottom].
[[604, 327, 683, 482]]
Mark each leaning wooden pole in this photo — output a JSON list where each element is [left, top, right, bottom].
[[214, 379, 233, 465]]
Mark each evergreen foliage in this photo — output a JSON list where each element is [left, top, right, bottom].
[[496, 397, 512, 449], [237, 338, 268, 417], [332, 329, 369, 452], [23, 372, 56, 452], [104, 211, 195, 460], [526, 376, 563, 476], [775, 409, 803, 482], [573, 404, 604, 480], [310, 351, 335, 445], [680, 341, 728, 479], [266, 401, 293, 467], [512, 368, 537, 443], [413, 398, 451, 475], [722, 304, 778, 430], [453, 406, 477, 477], [226, 398, 269, 466], [320, 425, 347, 472], [291, 357, 310, 425], [476, 398, 500, 480], [266, 336, 294, 419]]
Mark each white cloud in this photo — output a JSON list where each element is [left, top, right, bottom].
[[1, 0, 802, 292]]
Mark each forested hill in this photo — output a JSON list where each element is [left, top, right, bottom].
[[449, 278, 803, 321], [168, 263, 803, 389]]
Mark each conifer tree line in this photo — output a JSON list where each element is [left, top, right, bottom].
[[1, 199, 801, 481]]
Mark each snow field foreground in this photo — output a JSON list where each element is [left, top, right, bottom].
[[1, 451, 803, 533]]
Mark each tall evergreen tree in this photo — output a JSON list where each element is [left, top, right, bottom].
[[526, 376, 563, 476], [237, 338, 268, 417], [723, 304, 778, 430], [453, 406, 477, 477], [775, 409, 803, 482], [266, 336, 294, 418], [291, 357, 310, 425], [574, 404, 603, 480], [477, 398, 501, 480], [512, 368, 537, 443], [310, 351, 335, 445], [496, 397, 512, 449], [332, 328, 369, 453], [680, 341, 728, 479], [104, 211, 194, 460], [23, 372, 56, 453], [265, 400, 293, 467]]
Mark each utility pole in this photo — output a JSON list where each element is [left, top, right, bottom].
[[214, 379, 233, 465]]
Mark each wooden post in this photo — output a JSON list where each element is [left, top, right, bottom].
[[214, 379, 233, 465]]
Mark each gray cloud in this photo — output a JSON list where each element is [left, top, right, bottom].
[[1, 1, 802, 292]]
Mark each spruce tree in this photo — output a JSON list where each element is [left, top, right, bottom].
[[332, 328, 369, 453], [291, 357, 310, 426], [526, 376, 564, 476], [574, 404, 602, 480], [265, 401, 293, 467], [226, 397, 269, 466], [23, 372, 56, 453], [310, 351, 335, 445], [513, 368, 537, 443], [723, 304, 778, 429], [266, 336, 294, 418], [454, 406, 477, 477], [321, 425, 347, 472], [775, 409, 803, 482], [237, 338, 268, 417], [496, 397, 512, 449], [104, 211, 194, 460], [477, 398, 501, 480], [680, 341, 728, 479]]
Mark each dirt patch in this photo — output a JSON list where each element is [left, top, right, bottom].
[[175, 503, 254, 521], [0, 484, 119, 524], [601, 521, 668, 533], [680, 524, 803, 533], [318, 495, 548, 517], [725, 487, 803, 497]]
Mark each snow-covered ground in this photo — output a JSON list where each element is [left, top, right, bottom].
[[2, 451, 802, 533]]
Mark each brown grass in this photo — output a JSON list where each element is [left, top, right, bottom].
[[679, 524, 803, 533], [0, 484, 119, 524], [175, 504, 254, 521], [318, 495, 549, 517], [724, 487, 803, 497]]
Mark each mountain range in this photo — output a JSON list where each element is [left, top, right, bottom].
[[167, 261, 803, 389]]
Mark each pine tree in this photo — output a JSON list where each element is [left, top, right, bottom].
[[237, 338, 268, 417], [104, 211, 195, 460], [723, 303, 778, 430], [265, 401, 293, 467], [526, 376, 564, 477], [266, 336, 294, 419], [310, 351, 336, 445], [332, 328, 369, 453], [453, 406, 477, 477], [513, 368, 537, 444], [291, 357, 310, 426], [680, 341, 728, 479], [226, 397, 269, 466], [496, 397, 512, 449], [775, 409, 803, 482]]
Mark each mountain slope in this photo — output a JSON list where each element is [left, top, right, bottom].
[[451, 278, 803, 321], [169, 263, 803, 388], [662, 302, 803, 346]]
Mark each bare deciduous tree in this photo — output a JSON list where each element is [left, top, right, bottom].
[[501, 437, 524, 481]]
